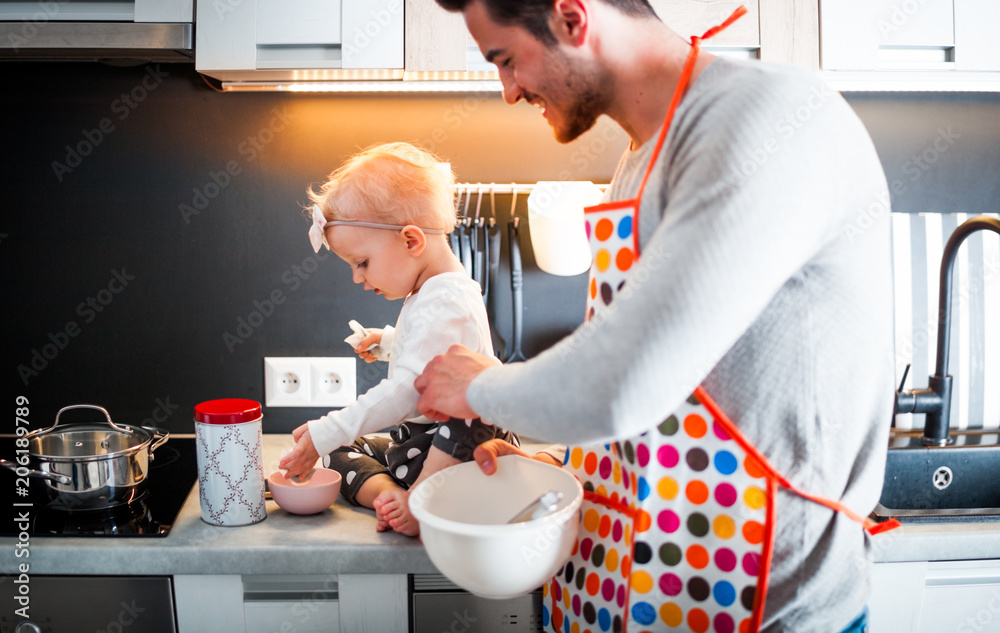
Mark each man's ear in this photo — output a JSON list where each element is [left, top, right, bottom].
[[551, 0, 588, 46], [400, 225, 427, 256]]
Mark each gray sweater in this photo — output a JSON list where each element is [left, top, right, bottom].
[[469, 58, 895, 631]]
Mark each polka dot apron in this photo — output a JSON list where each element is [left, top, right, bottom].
[[543, 8, 899, 632]]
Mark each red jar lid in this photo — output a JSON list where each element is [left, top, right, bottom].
[[194, 399, 262, 425]]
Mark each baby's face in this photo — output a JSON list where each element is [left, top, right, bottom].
[[326, 225, 418, 300]]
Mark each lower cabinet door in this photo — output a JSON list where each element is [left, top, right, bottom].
[[0, 575, 176, 633], [412, 590, 543, 633], [916, 560, 1000, 633]]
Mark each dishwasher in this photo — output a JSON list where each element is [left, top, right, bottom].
[[410, 574, 543, 633]]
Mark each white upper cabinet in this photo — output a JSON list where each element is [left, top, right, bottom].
[[197, 0, 404, 82], [821, 0, 953, 71], [954, 0, 1000, 71], [877, 0, 954, 48], [820, 0, 999, 72]]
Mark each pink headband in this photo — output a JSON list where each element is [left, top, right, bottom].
[[308, 205, 446, 253]]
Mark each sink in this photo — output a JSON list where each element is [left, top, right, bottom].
[[873, 430, 1000, 523]]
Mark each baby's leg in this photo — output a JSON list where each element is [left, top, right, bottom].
[[373, 445, 458, 537], [325, 436, 404, 531]]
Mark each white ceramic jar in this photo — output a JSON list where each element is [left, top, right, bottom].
[[194, 398, 266, 526], [527, 181, 604, 276]]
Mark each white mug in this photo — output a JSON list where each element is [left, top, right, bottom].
[[528, 181, 605, 276]]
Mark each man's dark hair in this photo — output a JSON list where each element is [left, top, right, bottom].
[[435, 0, 657, 46]]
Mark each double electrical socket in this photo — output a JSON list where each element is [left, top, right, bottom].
[[263, 357, 357, 408]]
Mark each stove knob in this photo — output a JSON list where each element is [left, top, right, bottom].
[[15, 623, 42, 633]]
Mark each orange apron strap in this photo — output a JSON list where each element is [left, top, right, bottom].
[[634, 5, 749, 202], [634, 37, 699, 203], [695, 386, 903, 537], [698, 5, 749, 42], [749, 476, 779, 633], [792, 488, 903, 535]]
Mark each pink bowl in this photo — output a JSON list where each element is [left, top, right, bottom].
[[268, 468, 342, 515]]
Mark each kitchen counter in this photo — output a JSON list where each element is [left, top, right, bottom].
[[0, 434, 436, 576], [870, 519, 1000, 563], [2, 434, 1000, 577]]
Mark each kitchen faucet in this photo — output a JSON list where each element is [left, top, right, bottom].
[[895, 215, 1000, 446]]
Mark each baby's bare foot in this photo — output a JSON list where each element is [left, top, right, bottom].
[[372, 496, 392, 532], [373, 489, 419, 537]]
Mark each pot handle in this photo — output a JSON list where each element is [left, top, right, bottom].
[[143, 427, 170, 457], [0, 458, 72, 485], [29, 404, 133, 439]]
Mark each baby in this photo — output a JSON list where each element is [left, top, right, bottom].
[[279, 142, 518, 536]]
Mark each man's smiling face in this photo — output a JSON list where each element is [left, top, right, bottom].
[[464, 0, 610, 143]]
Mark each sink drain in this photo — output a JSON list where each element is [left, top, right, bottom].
[[932, 466, 953, 490]]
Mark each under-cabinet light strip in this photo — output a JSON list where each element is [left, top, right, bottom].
[[221, 80, 503, 93]]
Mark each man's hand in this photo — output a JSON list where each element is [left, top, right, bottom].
[[414, 344, 496, 421], [473, 439, 562, 476]]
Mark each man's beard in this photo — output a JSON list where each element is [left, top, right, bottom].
[[556, 90, 605, 143], [548, 54, 610, 144]]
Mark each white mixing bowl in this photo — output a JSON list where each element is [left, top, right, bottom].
[[408, 455, 583, 599]]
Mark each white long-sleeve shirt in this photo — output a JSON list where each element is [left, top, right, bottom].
[[308, 273, 494, 456], [468, 58, 895, 632]]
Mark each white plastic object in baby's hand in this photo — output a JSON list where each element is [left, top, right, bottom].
[[344, 320, 390, 361]]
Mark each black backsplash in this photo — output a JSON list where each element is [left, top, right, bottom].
[[2, 62, 998, 434], [1, 62, 606, 434]]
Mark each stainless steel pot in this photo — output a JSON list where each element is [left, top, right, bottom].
[[0, 404, 169, 510]]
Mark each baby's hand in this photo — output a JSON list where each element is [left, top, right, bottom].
[[279, 426, 320, 479], [345, 320, 385, 363], [356, 331, 383, 363]]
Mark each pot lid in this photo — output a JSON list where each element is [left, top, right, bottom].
[[194, 399, 262, 425], [30, 423, 153, 460], [26, 405, 163, 460]]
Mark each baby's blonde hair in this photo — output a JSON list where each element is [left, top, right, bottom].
[[308, 142, 456, 233]]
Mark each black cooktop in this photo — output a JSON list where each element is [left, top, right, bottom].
[[0, 435, 198, 537]]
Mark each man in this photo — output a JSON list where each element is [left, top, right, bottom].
[[414, 0, 894, 630]]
